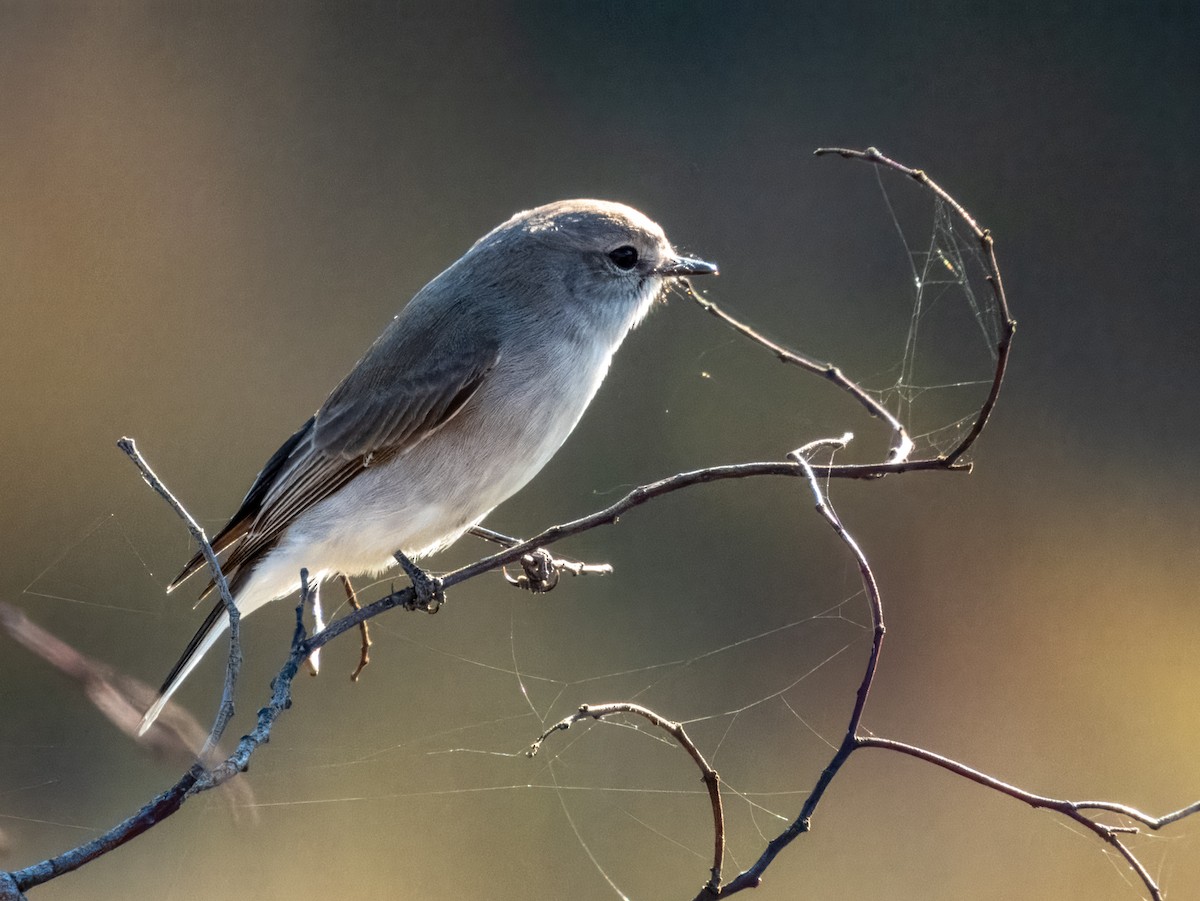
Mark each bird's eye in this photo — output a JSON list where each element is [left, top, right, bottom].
[[608, 245, 639, 270]]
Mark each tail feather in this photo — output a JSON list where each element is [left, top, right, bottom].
[[166, 520, 250, 595], [166, 416, 316, 595], [137, 600, 230, 735]]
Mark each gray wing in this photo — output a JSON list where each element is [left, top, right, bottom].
[[171, 314, 500, 592]]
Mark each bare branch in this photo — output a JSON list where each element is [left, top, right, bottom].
[[117, 438, 240, 756], [856, 737, 1189, 901], [813, 146, 1017, 465], [686, 287, 915, 464], [7, 767, 203, 892], [718, 434, 888, 896], [1074, 798, 1200, 830], [0, 870, 27, 901], [530, 703, 725, 896]]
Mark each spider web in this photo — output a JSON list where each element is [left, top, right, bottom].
[[869, 166, 1000, 461]]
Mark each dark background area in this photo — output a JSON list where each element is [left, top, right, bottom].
[[1, 3, 1197, 899]]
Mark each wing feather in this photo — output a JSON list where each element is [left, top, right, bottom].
[[170, 311, 500, 595], [167, 415, 316, 591]]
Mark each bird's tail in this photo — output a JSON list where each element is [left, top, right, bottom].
[[137, 599, 230, 736]]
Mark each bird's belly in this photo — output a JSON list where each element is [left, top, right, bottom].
[[237, 341, 609, 608], [279, 456, 502, 574]]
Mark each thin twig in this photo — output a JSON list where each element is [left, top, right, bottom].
[[468, 525, 523, 546], [813, 146, 1017, 465], [717, 435, 887, 895], [686, 290, 915, 465], [1074, 798, 1200, 830], [856, 737, 1174, 901], [531, 703, 725, 895], [116, 438, 239, 757], [121, 456, 951, 719]]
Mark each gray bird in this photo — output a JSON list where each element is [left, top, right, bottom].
[[138, 199, 716, 733]]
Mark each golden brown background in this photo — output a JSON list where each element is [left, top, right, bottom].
[[2, 3, 1198, 899]]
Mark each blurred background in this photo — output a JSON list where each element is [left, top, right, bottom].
[[2, 3, 1198, 899]]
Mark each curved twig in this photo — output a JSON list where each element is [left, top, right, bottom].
[[715, 435, 888, 896], [1073, 798, 1200, 830], [856, 737, 1181, 901], [813, 146, 1017, 465], [686, 291, 915, 464], [530, 703, 725, 895], [116, 438, 239, 757]]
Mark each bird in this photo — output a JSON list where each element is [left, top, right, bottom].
[[137, 199, 717, 734]]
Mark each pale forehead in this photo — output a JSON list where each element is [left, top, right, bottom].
[[517, 199, 667, 243]]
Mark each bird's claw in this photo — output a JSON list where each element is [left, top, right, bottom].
[[504, 548, 561, 593], [394, 550, 445, 613]]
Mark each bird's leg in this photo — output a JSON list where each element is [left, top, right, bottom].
[[306, 579, 324, 677], [469, 526, 613, 593], [471, 526, 558, 590], [393, 550, 445, 613], [340, 574, 372, 681]]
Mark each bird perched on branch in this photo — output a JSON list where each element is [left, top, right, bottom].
[[139, 199, 716, 734]]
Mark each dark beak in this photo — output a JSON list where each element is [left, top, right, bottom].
[[657, 255, 718, 277]]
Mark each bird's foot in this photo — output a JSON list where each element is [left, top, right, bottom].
[[469, 526, 613, 594], [504, 547, 613, 593], [505, 548, 559, 592], [393, 550, 445, 613]]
